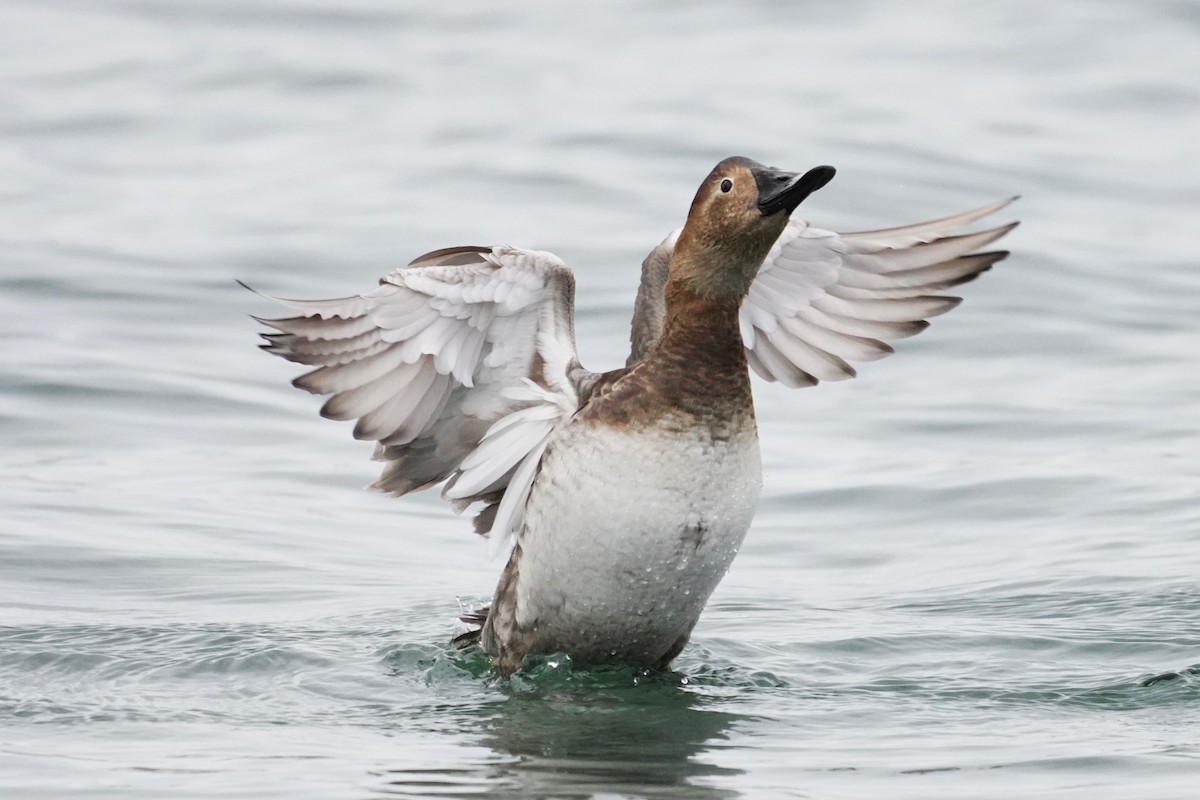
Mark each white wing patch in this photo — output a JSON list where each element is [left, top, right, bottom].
[[445, 379, 576, 554], [252, 246, 589, 548], [739, 198, 1018, 387]]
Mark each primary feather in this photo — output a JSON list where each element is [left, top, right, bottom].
[[251, 198, 1017, 548]]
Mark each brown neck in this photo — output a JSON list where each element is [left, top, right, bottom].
[[641, 280, 754, 424], [669, 227, 760, 302]]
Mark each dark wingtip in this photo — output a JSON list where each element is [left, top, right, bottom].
[[407, 245, 493, 268]]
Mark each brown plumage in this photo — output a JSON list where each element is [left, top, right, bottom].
[[249, 156, 1017, 675]]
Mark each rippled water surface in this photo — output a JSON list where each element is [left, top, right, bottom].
[[3, 1, 1199, 797]]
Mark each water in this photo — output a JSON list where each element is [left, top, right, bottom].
[[2, 0, 1199, 797]]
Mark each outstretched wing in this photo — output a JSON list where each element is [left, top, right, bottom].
[[250, 245, 591, 544], [631, 198, 1018, 386]]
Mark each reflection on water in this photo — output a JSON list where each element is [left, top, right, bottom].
[[372, 664, 744, 800]]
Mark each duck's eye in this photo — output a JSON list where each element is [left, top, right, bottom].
[[720, 178, 733, 193]]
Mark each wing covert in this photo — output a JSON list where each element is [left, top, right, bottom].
[[251, 245, 591, 545], [627, 198, 1018, 387], [741, 198, 1018, 386]]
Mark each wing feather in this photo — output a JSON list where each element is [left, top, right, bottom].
[[351, 359, 442, 441], [840, 197, 1018, 248], [751, 332, 818, 388], [849, 224, 1016, 272], [255, 196, 1017, 549], [743, 200, 1015, 383], [249, 246, 591, 548], [766, 328, 856, 382], [380, 372, 454, 446], [319, 357, 425, 423], [778, 314, 893, 363], [811, 294, 962, 322], [296, 342, 414, 395], [629, 201, 1016, 387]]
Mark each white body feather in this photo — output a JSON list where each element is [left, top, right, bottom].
[[507, 421, 762, 664]]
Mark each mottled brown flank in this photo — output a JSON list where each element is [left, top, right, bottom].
[[480, 540, 527, 675], [528, 349, 548, 390]]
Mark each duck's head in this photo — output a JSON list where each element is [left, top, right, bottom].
[[673, 156, 835, 299]]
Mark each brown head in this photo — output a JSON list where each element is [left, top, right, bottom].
[[670, 157, 835, 300]]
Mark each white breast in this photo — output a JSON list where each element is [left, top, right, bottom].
[[510, 420, 762, 663]]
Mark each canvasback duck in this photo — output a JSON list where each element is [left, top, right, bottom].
[[252, 157, 1017, 675]]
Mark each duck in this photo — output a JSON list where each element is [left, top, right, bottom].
[[251, 156, 1017, 675]]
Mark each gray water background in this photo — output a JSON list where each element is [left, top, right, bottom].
[[2, 1, 1199, 797]]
